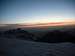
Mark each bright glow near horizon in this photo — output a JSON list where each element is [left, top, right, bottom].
[[24, 16, 65, 23]]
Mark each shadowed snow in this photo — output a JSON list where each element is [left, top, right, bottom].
[[0, 38, 75, 56]]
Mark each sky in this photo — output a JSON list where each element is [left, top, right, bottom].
[[0, 0, 75, 24]]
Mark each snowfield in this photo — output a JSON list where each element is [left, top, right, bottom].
[[0, 38, 75, 56]]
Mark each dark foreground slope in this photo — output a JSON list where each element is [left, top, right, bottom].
[[1, 28, 75, 43], [0, 38, 75, 56]]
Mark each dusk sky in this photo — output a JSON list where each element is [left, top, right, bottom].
[[0, 0, 75, 24]]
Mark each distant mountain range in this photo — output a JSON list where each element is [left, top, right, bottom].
[[0, 22, 75, 31]]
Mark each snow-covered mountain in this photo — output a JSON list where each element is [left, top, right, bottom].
[[0, 38, 75, 56]]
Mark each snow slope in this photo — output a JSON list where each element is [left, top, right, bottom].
[[0, 38, 75, 56]]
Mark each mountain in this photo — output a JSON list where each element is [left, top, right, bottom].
[[0, 38, 75, 56]]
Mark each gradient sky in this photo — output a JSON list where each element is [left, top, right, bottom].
[[0, 0, 75, 24]]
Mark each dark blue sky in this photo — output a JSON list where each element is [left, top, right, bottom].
[[0, 0, 75, 24]]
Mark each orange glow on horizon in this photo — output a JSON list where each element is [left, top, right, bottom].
[[0, 19, 75, 28], [19, 21, 75, 28]]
